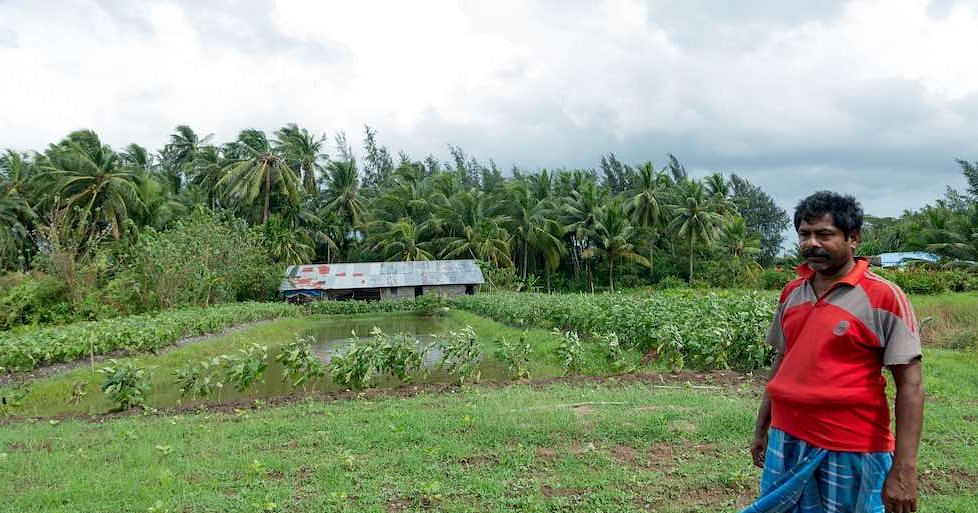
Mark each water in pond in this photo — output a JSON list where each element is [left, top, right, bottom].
[[157, 313, 503, 411]]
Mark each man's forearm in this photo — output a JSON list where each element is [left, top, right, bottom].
[[754, 392, 772, 438], [893, 369, 924, 466]]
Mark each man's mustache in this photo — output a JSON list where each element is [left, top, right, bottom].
[[802, 248, 830, 258]]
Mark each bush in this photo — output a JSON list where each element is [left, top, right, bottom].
[[760, 268, 795, 290], [872, 268, 978, 295], [275, 335, 326, 391], [438, 326, 482, 384], [655, 276, 688, 290], [129, 211, 277, 310], [0, 273, 74, 330], [99, 359, 150, 410], [494, 331, 532, 379]]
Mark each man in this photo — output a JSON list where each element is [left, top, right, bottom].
[[742, 192, 924, 513]]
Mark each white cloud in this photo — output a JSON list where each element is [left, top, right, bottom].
[[1, 0, 976, 215]]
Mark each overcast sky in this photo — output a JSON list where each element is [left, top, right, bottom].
[[2, 0, 977, 218]]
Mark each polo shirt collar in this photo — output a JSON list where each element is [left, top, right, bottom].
[[796, 257, 869, 287]]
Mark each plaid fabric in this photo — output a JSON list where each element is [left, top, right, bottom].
[[741, 429, 892, 513]]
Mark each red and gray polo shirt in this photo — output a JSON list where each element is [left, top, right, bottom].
[[765, 258, 922, 453]]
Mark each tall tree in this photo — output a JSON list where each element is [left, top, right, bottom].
[[729, 174, 789, 264], [667, 180, 726, 282], [218, 129, 300, 224], [627, 162, 667, 277], [584, 198, 650, 292], [323, 159, 364, 229], [160, 125, 212, 194], [44, 130, 142, 240], [275, 123, 326, 196], [361, 125, 394, 192]]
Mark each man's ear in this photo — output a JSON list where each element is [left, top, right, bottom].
[[849, 229, 862, 246]]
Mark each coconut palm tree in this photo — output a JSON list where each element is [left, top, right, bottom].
[[368, 217, 434, 261], [628, 161, 668, 278], [43, 130, 142, 240], [583, 199, 650, 292], [160, 125, 212, 194], [563, 179, 607, 291], [323, 159, 364, 229], [218, 129, 300, 225], [720, 216, 763, 286], [503, 180, 564, 282], [435, 189, 513, 268], [274, 123, 326, 195], [667, 180, 726, 282], [0, 152, 36, 269]]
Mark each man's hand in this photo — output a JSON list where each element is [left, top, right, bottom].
[[882, 462, 918, 513], [750, 432, 767, 468]]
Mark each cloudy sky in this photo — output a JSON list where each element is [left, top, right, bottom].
[[2, 0, 977, 217]]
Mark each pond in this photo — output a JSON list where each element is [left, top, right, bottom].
[[8, 313, 510, 417]]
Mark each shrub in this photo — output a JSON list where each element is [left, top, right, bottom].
[[554, 329, 585, 375], [99, 359, 150, 410], [438, 326, 482, 384], [329, 328, 425, 389], [0, 273, 73, 330], [494, 331, 532, 379], [759, 268, 795, 290], [655, 276, 688, 290], [174, 357, 221, 400], [221, 344, 269, 393], [275, 335, 326, 391]]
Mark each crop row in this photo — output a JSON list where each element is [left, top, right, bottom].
[[0, 302, 306, 371], [449, 291, 777, 371]]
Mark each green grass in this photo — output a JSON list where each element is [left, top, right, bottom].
[[1, 347, 975, 512], [911, 292, 978, 349]]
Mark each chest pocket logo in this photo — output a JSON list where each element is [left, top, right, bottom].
[[833, 320, 850, 336]]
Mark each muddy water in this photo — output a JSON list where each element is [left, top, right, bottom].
[[159, 314, 506, 410]]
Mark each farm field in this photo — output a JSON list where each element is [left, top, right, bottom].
[[1, 291, 977, 512]]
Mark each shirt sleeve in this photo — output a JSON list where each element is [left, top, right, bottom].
[[766, 303, 785, 354], [881, 288, 923, 366]]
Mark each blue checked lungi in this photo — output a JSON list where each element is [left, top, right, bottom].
[[740, 428, 893, 513]]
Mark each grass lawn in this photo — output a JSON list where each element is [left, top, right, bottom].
[[2, 346, 975, 513]]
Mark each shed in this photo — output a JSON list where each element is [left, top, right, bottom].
[[280, 260, 485, 301], [873, 252, 940, 268]]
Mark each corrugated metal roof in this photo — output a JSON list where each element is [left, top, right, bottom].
[[878, 252, 940, 268], [280, 259, 485, 291]]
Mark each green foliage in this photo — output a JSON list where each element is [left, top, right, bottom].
[[451, 291, 776, 371], [0, 381, 30, 416], [759, 267, 795, 290], [372, 328, 425, 382], [329, 328, 425, 390], [174, 357, 221, 399], [0, 273, 73, 330], [302, 298, 421, 316], [438, 325, 482, 384], [599, 331, 632, 373], [655, 276, 688, 290], [874, 268, 978, 295], [221, 344, 269, 393], [0, 302, 299, 371], [494, 331, 532, 379], [553, 329, 585, 374], [98, 359, 150, 410], [274, 335, 326, 390], [130, 211, 278, 310]]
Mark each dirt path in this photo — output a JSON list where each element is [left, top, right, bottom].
[[0, 319, 280, 387]]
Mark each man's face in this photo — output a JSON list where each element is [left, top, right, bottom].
[[797, 213, 859, 275]]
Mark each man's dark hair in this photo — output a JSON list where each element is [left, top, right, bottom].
[[793, 191, 863, 238]]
